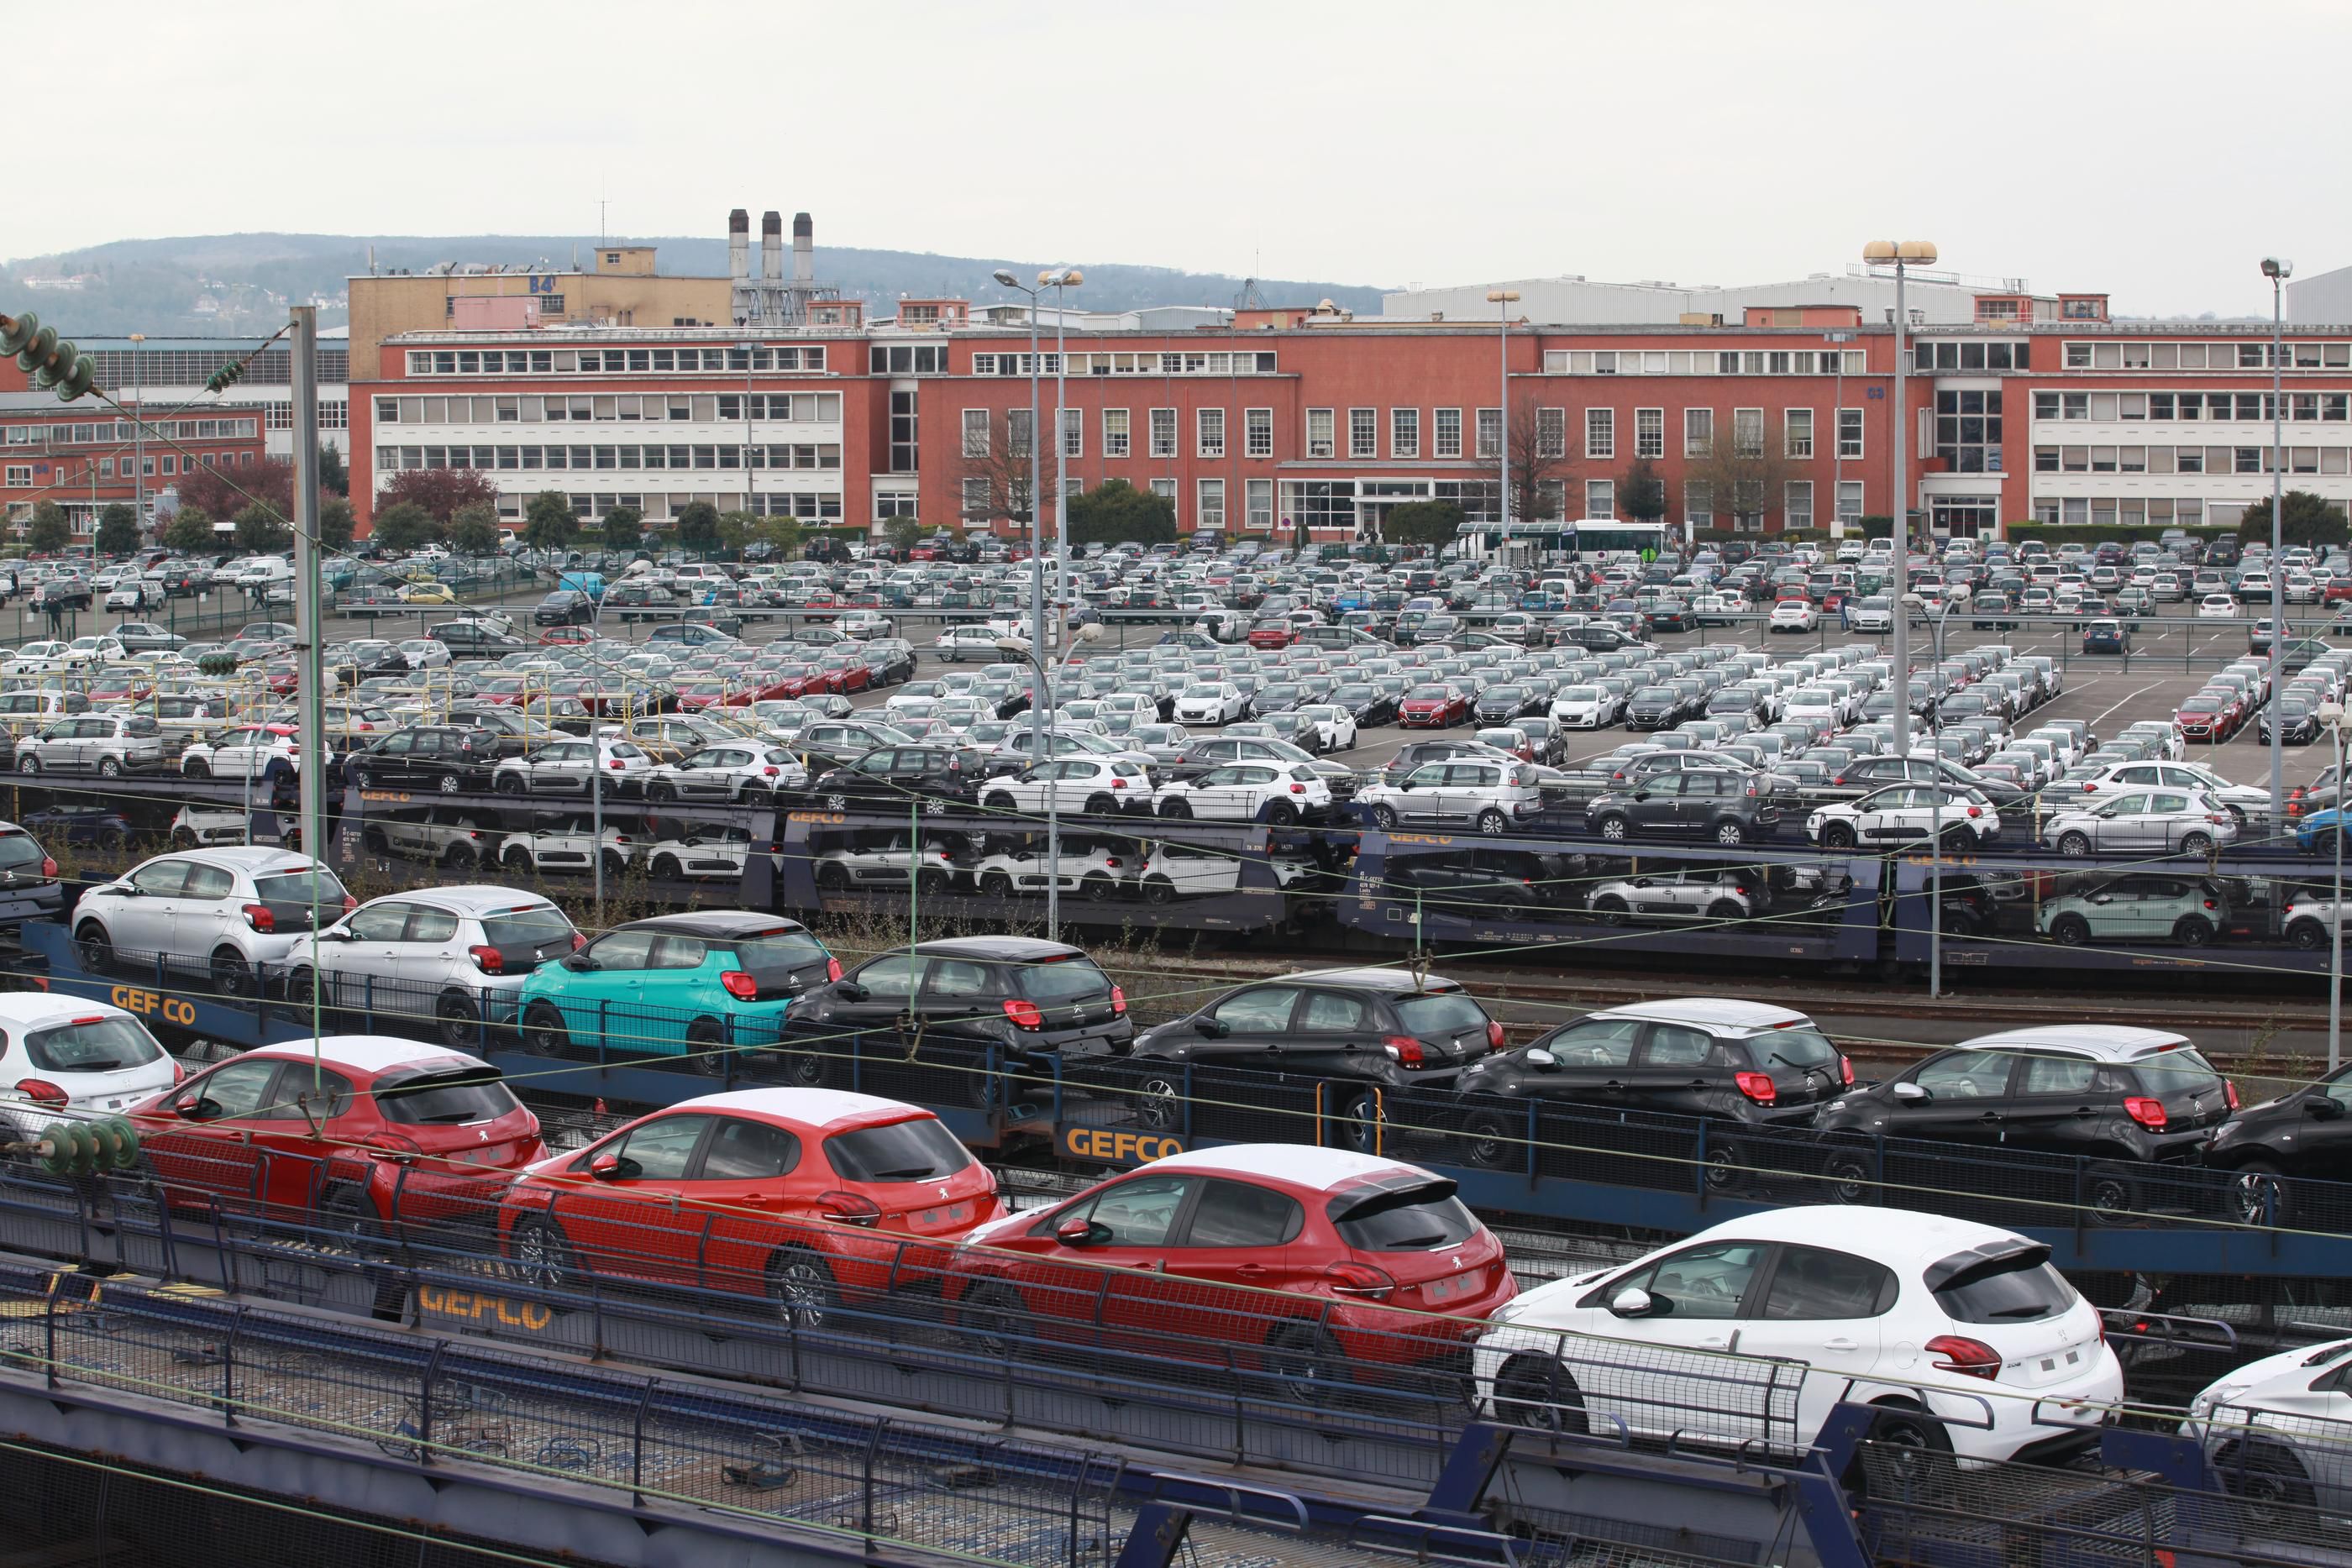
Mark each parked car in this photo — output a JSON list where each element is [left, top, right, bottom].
[[2037, 873, 2231, 947], [14, 712, 166, 779], [948, 1145, 1516, 1401], [1152, 762, 1334, 824], [1588, 771, 1779, 846], [72, 847, 351, 994], [1473, 1207, 2119, 1463], [1355, 758, 1548, 835], [2040, 789, 2236, 857], [1807, 784, 2001, 849], [285, 888, 580, 1046], [0, 994, 182, 1140], [349, 724, 502, 794], [499, 1088, 1001, 1324], [2203, 1060, 2352, 1223], [2185, 1336, 2352, 1518]]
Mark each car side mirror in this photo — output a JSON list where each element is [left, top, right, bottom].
[[318, 927, 351, 941], [1891, 1081, 1929, 1103], [1524, 1047, 1559, 1071], [589, 1152, 626, 1182], [834, 980, 869, 1002], [2091, 893, 2113, 905], [562, 952, 597, 972], [1194, 1016, 1230, 1038], [1609, 1287, 1655, 1318], [2307, 1095, 2345, 1121], [1055, 1215, 1105, 1248], [174, 1093, 213, 1121]]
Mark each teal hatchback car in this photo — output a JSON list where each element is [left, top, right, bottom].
[[517, 911, 840, 1074]]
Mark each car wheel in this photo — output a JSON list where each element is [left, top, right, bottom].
[[507, 1214, 575, 1293], [821, 791, 849, 813], [1822, 821, 1856, 849], [958, 1282, 1032, 1359], [2287, 919, 2327, 952], [501, 845, 534, 874], [1589, 895, 1629, 926], [2086, 1162, 2139, 1224], [1494, 1356, 1588, 1434], [350, 768, 372, 790], [1262, 1324, 1347, 1406], [1474, 808, 1509, 836], [1866, 1399, 1956, 1474], [74, 922, 114, 972], [1158, 798, 1192, 819], [521, 1002, 570, 1057], [14, 756, 34, 775], [2181, 831, 2214, 857], [2174, 915, 2215, 948], [437, 773, 461, 794], [815, 862, 850, 891], [496, 774, 526, 795], [984, 791, 1016, 813], [444, 842, 478, 871], [1370, 805, 1399, 830], [1822, 1147, 1875, 1204], [979, 871, 1013, 898], [1331, 1086, 1384, 1154], [2058, 831, 2092, 857], [652, 854, 682, 879], [1706, 899, 1745, 921], [914, 868, 950, 897], [285, 967, 318, 1009], [1714, 820, 1746, 846], [1080, 872, 1116, 903], [1267, 800, 1299, 826], [2229, 1162, 2289, 1226], [436, 990, 480, 1051], [768, 1249, 839, 1331], [649, 781, 677, 802], [1459, 1110, 1520, 1170], [210, 947, 253, 998], [2050, 914, 2092, 947], [97, 757, 122, 779], [1134, 1076, 1183, 1132], [1083, 793, 1117, 818], [170, 827, 196, 850], [181, 758, 210, 779]]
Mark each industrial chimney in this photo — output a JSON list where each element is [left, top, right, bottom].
[[728, 208, 750, 281], [760, 212, 782, 284], [793, 212, 813, 284]]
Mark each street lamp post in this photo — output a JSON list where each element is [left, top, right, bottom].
[[127, 333, 145, 532], [1864, 241, 1938, 759], [1925, 602, 1953, 997], [2264, 258, 2294, 829], [997, 624, 1103, 943], [2322, 700, 2345, 1072], [1487, 290, 1520, 546], [991, 270, 1048, 743], [1041, 268, 1084, 663], [1824, 329, 1856, 538]]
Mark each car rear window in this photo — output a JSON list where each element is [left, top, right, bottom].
[[1748, 1026, 1840, 1070], [822, 1117, 973, 1183], [23, 1016, 165, 1072], [1329, 1183, 1480, 1252], [478, 905, 577, 962], [1929, 1251, 2076, 1324], [374, 1067, 518, 1125], [2129, 1046, 2224, 1098], [722, 927, 832, 981], [1394, 990, 1489, 1040], [251, 868, 350, 929], [1017, 955, 1114, 1003], [0, 831, 47, 878]]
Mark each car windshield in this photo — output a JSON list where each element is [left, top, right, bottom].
[[1330, 1183, 1480, 1251], [1016, 954, 1114, 1003], [1394, 990, 1489, 1039], [24, 1016, 165, 1073], [1181, 684, 1223, 698], [2131, 1046, 2224, 1098], [373, 1067, 519, 1125], [1931, 1250, 2076, 1324], [822, 1116, 974, 1183], [1407, 685, 1446, 700], [722, 927, 832, 982]]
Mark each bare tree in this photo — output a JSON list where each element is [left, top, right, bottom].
[[954, 412, 1058, 532], [1683, 411, 1803, 534], [1504, 402, 1574, 523]]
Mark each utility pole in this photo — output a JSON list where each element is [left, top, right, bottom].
[[291, 305, 327, 1078]]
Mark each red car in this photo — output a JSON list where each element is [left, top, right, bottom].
[[1247, 619, 1299, 649], [673, 679, 739, 711], [538, 625, 595, 646], [945, 1147, 1516, 1402], [817, 651, 873, 693], [1399, 683, 1468, 728], [498, 1089, 1001, 1325], [2175, 698, 2229, 742], [132, 1037, 545, 1239]]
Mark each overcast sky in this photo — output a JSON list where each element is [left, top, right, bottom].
[[18, 0, 2344, 317]]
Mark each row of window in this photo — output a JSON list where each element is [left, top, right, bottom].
[[375, 443, 843, 474], [2034, 444, 2352, 476], [85, 349, 347, 390], [260, 401, 348, 431], [404, 345, 827, 377], [2, 417, 260, 447], [485, 490, 845, 522], [2033, 390, 2352, 422], [372, 391, 843, 427], [2031, 497, 2236, 529], [2062, 341, 2352, 371], [1541, 349, 1872, 377], [1908, 341, 2032, 372], [3, 449, 251, 486], [969, 350, 1279, 378]]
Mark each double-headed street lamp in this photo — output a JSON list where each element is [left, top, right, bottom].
[[990, 269, 1049, 727], [1486, 290, 1520, 543], [1862, 239, 1937, 760], [2264, 257, 2294, 828], [995, 622, 1105, 944], [2318, 698, 2344, 1073], [1041, 269, 1083, 656]]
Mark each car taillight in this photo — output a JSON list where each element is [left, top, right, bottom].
[[1734, 1071, 1777, 1104], [1926, 1334, 2002, 1381], [1486, 1020, 1506, 1050], [1003, 999, 1045, 1030], [2224, 1081, 2241, 1111], [467, 944, 506, 974], [14, 1079, 67, 1108], [242, 903, 275, 933], [817, 1191, 882, 1227], [1383, 1034, 1425, 1067], [718, 969, 759, 1001], [1324, 1261, 1397, 1299], [1109, 985, 1128, 1016], [2202, 898, 2218, 910], [2124, 1096, 2168, 1130]]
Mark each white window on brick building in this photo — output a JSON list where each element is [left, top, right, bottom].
[[1198, 407, 1225, 458], [1584, 407, 1614, 460], [1306, 408, 1335, 459], [1434, 408, 1462, 458], [1391, 407, 1419, 458]]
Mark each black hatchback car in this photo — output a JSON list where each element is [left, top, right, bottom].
[[807, 745, 986, 811], [2204, 1061, 2352, 1221], [1128, 968, 1502, 1151], [349, 723, 504, 794], [1586, 771, 1779, 845], [1813, 1025, 2233, 1212], [1452, 999, 1849, 1175], [782, 936, 1132, 1104]]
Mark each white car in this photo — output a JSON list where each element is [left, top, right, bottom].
[[4, 641, 72, 675], [2074, 760, 2269, 824], [492, 737, 656, 797], [969, 840, 1133, 900], [104, 582, 156, 612], [0, 994, 182, 1140], [1153, 762, 1334, 824], [496, 814, 634, 878], [979, 756, 1154, 817], [1849, 597, 1895, 633], [2198, 595, 2240, 619], [285, 887, 580, 1042], [1808, 784, 2001, 849], [2185, 1337, 2352, 1517], [642, 825, 756, 881], [180, 725, 328, 781], [1173, 682, 1247, 725], [170, 806, 249, 848], [1294, 703, 1358, 753], [1769, 600, 1821, 633], [1473, 1207, 2120, 1465], [72, 847, 352, 996], [934, 625, 1016, 662], [1550, 685, 1613, 729], [1132, 839, 1316, 903]]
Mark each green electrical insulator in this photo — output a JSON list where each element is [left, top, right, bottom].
[[206, 360, 244, 394], [0, 312, 38, 359], [53, 353, 94, 401], [16, 323, 57, 376]]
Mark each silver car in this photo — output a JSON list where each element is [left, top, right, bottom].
[[16, 713, 166, 778], [72, 847, 350, 995], [492, 737, 656, 797], [646, 742, 806, 802], [1585, 870, 1759, 926], [2042, 789, 2237, 857], [286, 887, 580, 1046]]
